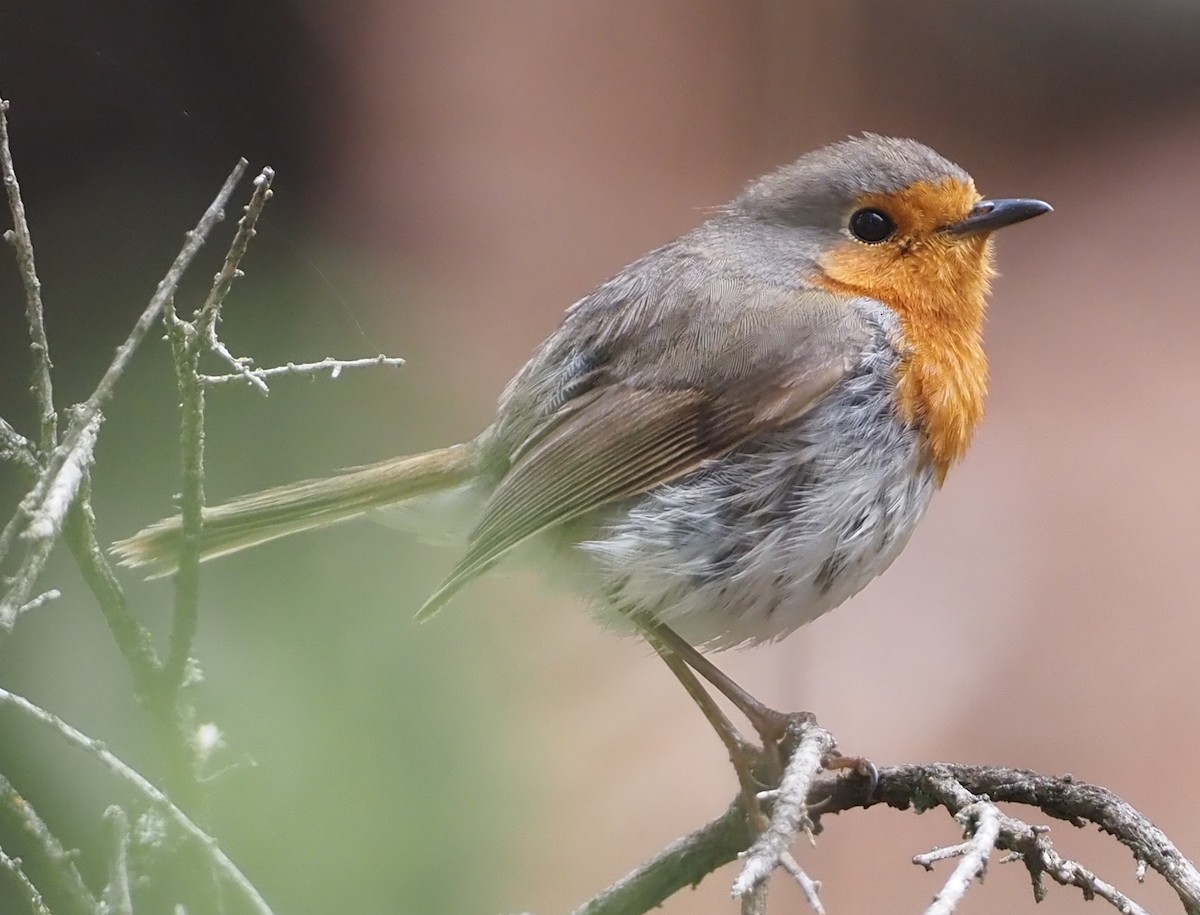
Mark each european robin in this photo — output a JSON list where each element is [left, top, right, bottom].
[[115, 134, 1050, 778]]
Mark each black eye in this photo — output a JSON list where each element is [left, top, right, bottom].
[[849, 208, 895, 244]]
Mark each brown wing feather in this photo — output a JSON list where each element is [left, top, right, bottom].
[[415, 360, 848, 619]]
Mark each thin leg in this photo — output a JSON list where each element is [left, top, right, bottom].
[[642, 631, 769, 828], [643, 621, 805, 744]]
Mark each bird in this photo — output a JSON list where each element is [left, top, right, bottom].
[[114, 134, 1050, 785]]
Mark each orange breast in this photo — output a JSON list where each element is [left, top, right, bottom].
[[814, 182, 994, 482]]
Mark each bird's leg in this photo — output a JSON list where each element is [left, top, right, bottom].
[[641, 631, 770, 829], [636, 619, 879, 802], [644, 621, 804, 745]]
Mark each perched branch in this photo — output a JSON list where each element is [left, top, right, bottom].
[[0, 685, 275, 915], [0, 99, 56, 452], [570, 801, 752, 915], [575, 758, 1200, 915], [732, 723, 834, 903]]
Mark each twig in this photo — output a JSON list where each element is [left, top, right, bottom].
[[0, 409, 101, 632], [162, 163, 272, 694], [199, 354, 406, 387], [1, 99, 56, 452], [0, 159, 249, 633], [160, 313, 204, 695], [779, 851, 825, 915], [1031, 832, 1151, 915], [0, 845, 51, 915], [731, 723, 835, 901], [23, 410, 100, 541], [75, 158, 246, 420], [192, 166, 274, 340], [0, 418, 38, 473], [16, 589, 60, 615], [102, 806, 134, 915], [63, 488, 163, 701], [0, 685, 276, 915], [569, 801, 752, 915], [919, 799, 1002, 915], [740, 880, 768, 915], [0, 773, 98, 915], [867, 765, 1200, 914], [203, 338, 269, 393]]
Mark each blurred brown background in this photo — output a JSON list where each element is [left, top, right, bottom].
[[2, 1, 1199, 912]]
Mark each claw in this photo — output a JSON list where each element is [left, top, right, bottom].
[[821, 750, 879, 800]]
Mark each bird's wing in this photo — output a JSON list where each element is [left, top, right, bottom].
[[416, 283, 875, 620]]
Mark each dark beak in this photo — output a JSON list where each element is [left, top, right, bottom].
[[944, 198, 1053, 236]]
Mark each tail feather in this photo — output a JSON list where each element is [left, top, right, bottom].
[[113, 443, 476, 576]]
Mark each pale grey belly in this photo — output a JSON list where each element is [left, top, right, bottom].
[[577, 369, 937, 650]]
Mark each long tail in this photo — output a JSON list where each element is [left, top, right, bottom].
[[112, 443, 476, 576]]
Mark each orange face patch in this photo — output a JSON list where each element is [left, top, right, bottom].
[[814, 178, 994, 482]]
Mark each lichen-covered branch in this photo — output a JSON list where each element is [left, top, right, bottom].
[[0, 99, 56, 453], [0, 773, 99, 915], [574, 755, 1200, 914], [0, 686, 275, 915], [199, 353, 406, 388], [0, 156, 250, 632], [161, 163, 273, 694], [731, 723, 834, 902], [570, 801, 752, 915]]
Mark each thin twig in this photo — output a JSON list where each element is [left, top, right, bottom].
[[102, 806, 134, 915], [0, 160, 249, 632], [0, 773, 99, 915], [63, 487, 163, 700], [161, 308, 204, 693], [1033, 834, 1151, 915], [919, 799, 1002, 915], [23, 410, 101, 541], [75, 158, 246, 419], [740, 880, 768, 915], [0, 845, 51, 915], [0, 99, 56, 452], [192, 166, 274, 340], [16, 589, 60, 615], [731, 723, 835, 900], [199, 354, 406, 387], [0, 685, 275, 915], [162, 164, 273, 695], [779, 851, 825, 915], [203, 338, 269, 393], [875, 766, 1200, 914], [569, 801, 752, 915], [0, 409, 101, 632], [0, 418, 38, 473]]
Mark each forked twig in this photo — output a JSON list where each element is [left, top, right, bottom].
[[0, 686, 275, 915]]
